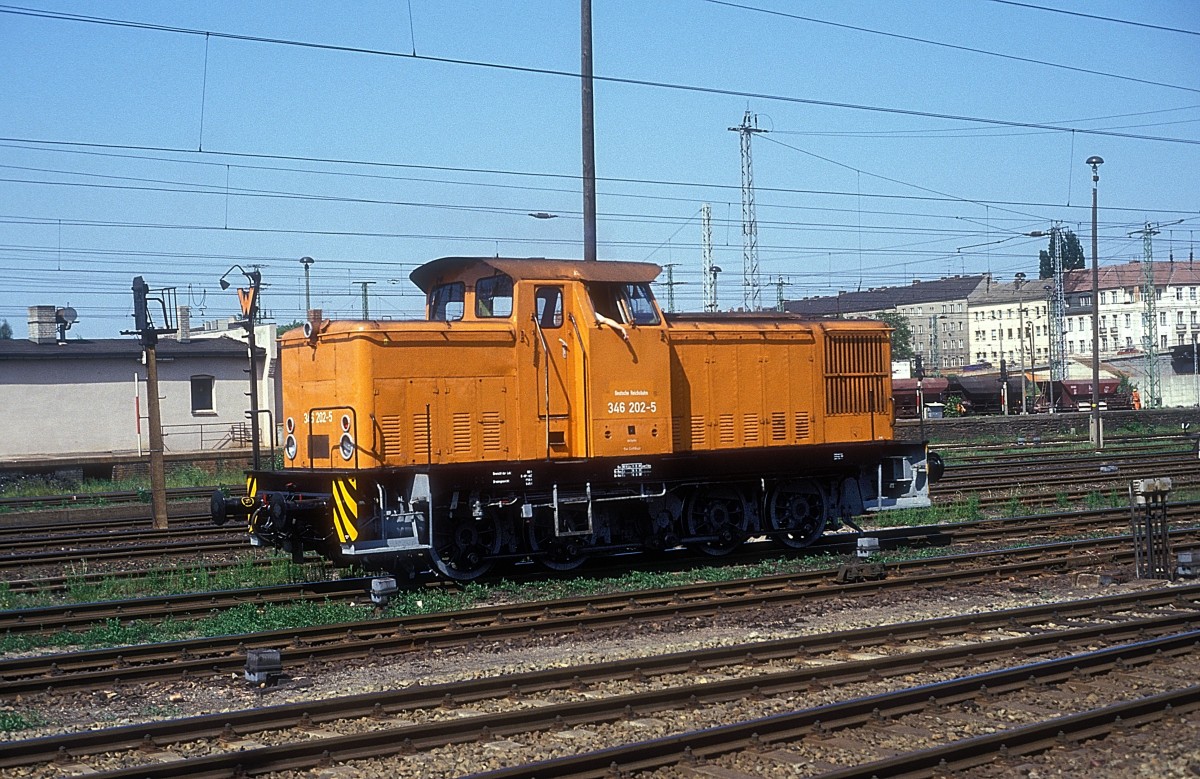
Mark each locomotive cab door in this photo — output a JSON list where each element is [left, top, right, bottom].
[[529, 284, 586, 458]]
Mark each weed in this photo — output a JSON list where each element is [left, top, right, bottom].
[[0, 709, 47, 733]]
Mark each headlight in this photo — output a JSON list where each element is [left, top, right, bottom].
[[339, 433, 354, 461], [285, 417, 295, 434], [284, 435, 297, 460]]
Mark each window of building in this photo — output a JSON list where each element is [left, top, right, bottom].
[[1177, 288, 1184, 300], [1162, 334, 1169, 348], [1126, 337, 1133, 347], [1179, 311, 1186, 324], [1192, 311, 1198, 325], [190, 375, 215, 414], [1191, 287, 1197, 301], [1124, 313, 1131, 327], [474, 274, 514, 318], [1161, 311, 1168, 326], [1080, 294, 1091, 306]]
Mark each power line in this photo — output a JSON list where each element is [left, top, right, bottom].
[[4, 140, 1195, 218], [986, 0, 1200, 37], [0, 5, 1196, 144], [705, 0, 1200, 94]]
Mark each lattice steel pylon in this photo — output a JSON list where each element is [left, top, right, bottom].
[[1049, 225, 1067, 382], [729, 111, 765, 311], [701, 203, 717, 312], [1133, 222, 1162, 407]]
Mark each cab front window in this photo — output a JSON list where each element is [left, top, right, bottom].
[[429, 282, 465, 321], [475, 274, 514, 318]]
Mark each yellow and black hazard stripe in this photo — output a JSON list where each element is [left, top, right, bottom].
[[242, 475, 258, 532], [330, 477, 361, 543]]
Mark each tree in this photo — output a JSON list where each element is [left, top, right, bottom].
[[0, 319, 11, 339], [1038, 229, 1086, 279], [872, 311, 914, 360]]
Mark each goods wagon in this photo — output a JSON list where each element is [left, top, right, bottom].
[[213, 256, 935, 580]]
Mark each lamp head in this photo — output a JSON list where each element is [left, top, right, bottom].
[[300, 256, 314, 267], [219, 277, 230, 290]]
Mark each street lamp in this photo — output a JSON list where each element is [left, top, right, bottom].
[[219, 265, 263, 470], [1087, 155, 1104, 449], [300, 256, 314, 312]]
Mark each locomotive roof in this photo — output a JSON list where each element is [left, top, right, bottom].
[[409, 256, 661, 292]]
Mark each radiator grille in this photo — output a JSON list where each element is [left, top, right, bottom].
[[380, 415, 402, 458], [718, 414, 736, 445], [743, 413, 759, 445], [825, 333, 888, 415], [770, 411, 787, 442], [481, 411, 502, 452], [690, 416, 707, 448], [412, 413, 430, 460], [452, 412, 471, 453], [795, 411, 811, 440]]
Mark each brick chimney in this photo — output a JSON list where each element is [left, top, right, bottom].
[[27, 306, 57, 344], [176, 305, 191, 343]]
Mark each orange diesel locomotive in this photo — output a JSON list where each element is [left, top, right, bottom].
[[212, 256, 935, 580]]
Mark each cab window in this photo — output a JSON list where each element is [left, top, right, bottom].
[[588, 282, 660, 326], [624, 283, 660, 325], [535, 286, 563, 328], [429, 282, 465, 321], [475, 274, 514, 318]]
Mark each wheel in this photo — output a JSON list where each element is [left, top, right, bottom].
[[683, 486, 750, 556], [525, 507, 590, 571], [429, 510, 501, 581], [766, 479, 828, 549]]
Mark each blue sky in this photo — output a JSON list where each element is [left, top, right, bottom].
[[0, 1, 1197, 337]]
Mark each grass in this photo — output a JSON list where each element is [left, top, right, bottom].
[[0, 466, 249, 501]]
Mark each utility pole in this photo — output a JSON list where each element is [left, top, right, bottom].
[[701, 203, 717, 312], [300, 256, 314, 312], [1087, 155, 1104, 450], [1018, 304, 1027, 413], [775, 275, 786, 312], [662, 264, 678, 313], [125, 277, 177, 530], [729, 111, 765, 311], [355, 281, 375, 319], [580, 0, 597, 262]]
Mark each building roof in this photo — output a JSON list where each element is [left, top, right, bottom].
[[1063, 260, 1200, 294], [0, 335, 262, 362], [968, 277, 1055, 305], [784, 275, 987, 316]]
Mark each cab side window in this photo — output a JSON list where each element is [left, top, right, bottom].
[[429, 282, 465, 321], [588, 282, 660, 326], [624, 283, 660, 325], [535, 286, 563, 328], [475, 274, 514, 318]]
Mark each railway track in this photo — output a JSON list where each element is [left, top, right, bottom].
[[5, 501, 1191, 634], [2, 528, 1196, 696], [4, 583, 1196, 777]]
